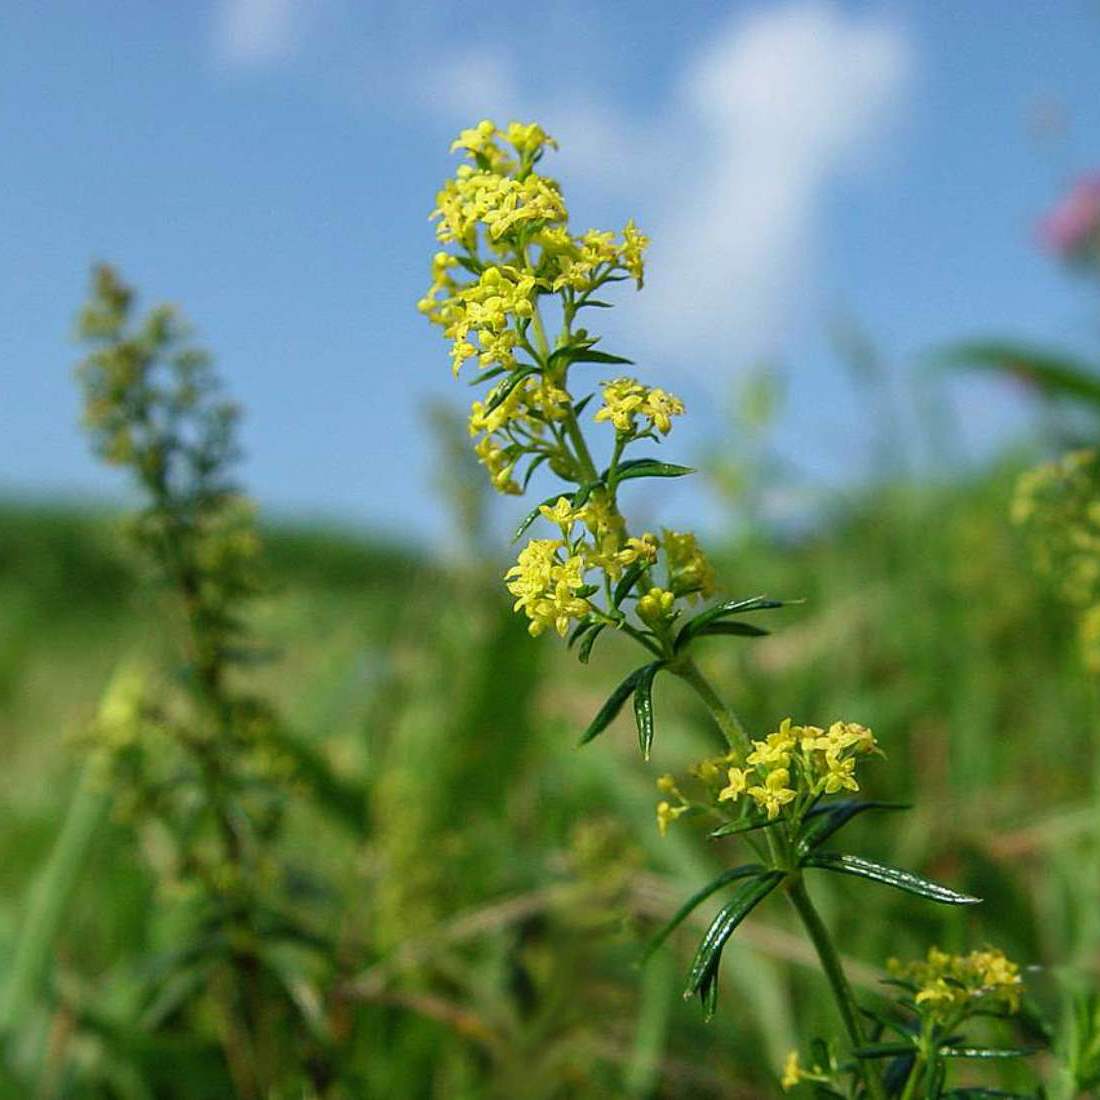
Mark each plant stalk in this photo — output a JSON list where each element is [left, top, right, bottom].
[[672, 656, 749, 754], [786, 876, 886, 1100]]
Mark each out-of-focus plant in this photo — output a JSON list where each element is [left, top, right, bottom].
[[71, 265, 343, 1097], [419, 119, 1037, 1098], [1013, 449, 1100, 674]]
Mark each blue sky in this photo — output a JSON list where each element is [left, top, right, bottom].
[[3, 1, 1100, 543]]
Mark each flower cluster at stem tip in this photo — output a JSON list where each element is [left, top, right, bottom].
[[889, 946, 1023, 1022], [420, 120, 719, 641], [656, 717, 880, 835]]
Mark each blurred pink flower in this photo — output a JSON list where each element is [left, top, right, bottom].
[[1038, 173, 1100, 259]]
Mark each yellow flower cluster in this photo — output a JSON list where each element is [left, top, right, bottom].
[[1013, 449, 1100, 672], [421, 122, 650, 406], [718, 719, 877, 820], [506, 497, 661, 635], [656, 719, 878, 834], [887, 947, 1022, 1022], [595, 377, 685, 437], [505, 537, 592, 638], [467, 374, 571, 495]]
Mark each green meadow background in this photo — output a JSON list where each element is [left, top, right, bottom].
[[1, 398, 1096, 1094]]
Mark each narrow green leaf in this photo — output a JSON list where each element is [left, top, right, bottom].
[[684, 872, 784, 997], [632, 661, 665, 759], [797, 800, 911, 857], [467, 365, 507, 385], [578, 664, 651, 746], [613, 561, 648, 607], [689, 620, 770, 640], [485, 366, 539, 414], [571, 481, 599, 507], [938, 1047, 1037, 1060], [547, 340, 634, 370], [609, 458, 696, 485], [521, 453, 549, 490], [578, 623, 606, 665], [642, 864, 768, 963], [454, 254, 484, 276], [568, 618, 599, 650], [675, 596, 788, 651], [573, 393, 594, 416], [577, 298, 613, 309], [803, 853, 981, 906], [708, 816, 779, 839]]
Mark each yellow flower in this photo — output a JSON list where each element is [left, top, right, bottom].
[[889, 947, 1022, 1021], [622, 218, 649, 287], [594, 377, 684, 437], [473, 437, 521, 495], [781, 1051, 803, 1091], [656, 800, 687, 837], [718, 767, 748, 803], [746, 728, 794, 769], [637, 586, 675, 625], [821, 749, 859, 794], [505, 539, 592, 637], [617, 533, 659, 567], [747, 768, 796, 820], [539, 496, 582, 533]]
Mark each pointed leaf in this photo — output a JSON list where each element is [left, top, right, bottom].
[[548, 341, 634, 370], [573, 393, 594, 416], [613, 561, 648, 607], [797, 801, 911, 857], [675, 596, 789, 651], [803, 853, 981, 905], [578, 664, 654, 746], [708, 816, 779, 839], [684, 872, 784, 997], [938, 1047, 1037, 1060], [577, 623, 606, 665], [609, 458, 696, 485], [521, 453, 549, 490], [567, 618, 599, 650], [642, 864, 768, 963], [689, 620, 770, 640], [485, 367, 539, 414], [632, 661, 666, 760]]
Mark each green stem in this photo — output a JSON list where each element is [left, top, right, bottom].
[[786, 876, 887, 1100], [672, 656, 748, 754]]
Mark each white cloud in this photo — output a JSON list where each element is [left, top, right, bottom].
[[643, 2, 911, 363], [410, 2, 911, 379], [211, 0, 302, 67]]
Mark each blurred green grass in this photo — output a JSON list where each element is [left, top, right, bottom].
[[1, 463, 1095, 1097]]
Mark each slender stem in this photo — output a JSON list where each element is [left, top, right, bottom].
[[786, 876, 887, 1100], [672, 656, 749, 754]]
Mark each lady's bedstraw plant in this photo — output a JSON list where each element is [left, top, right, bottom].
[[76, 266, 320, 1099], [422, 121, 1037, 1097]]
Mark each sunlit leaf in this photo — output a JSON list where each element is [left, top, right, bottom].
[[632, 661, 665, 759], [803, 853, 981, 905], [642, 864, 769, 963], [684, 872, 783, 1001]]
